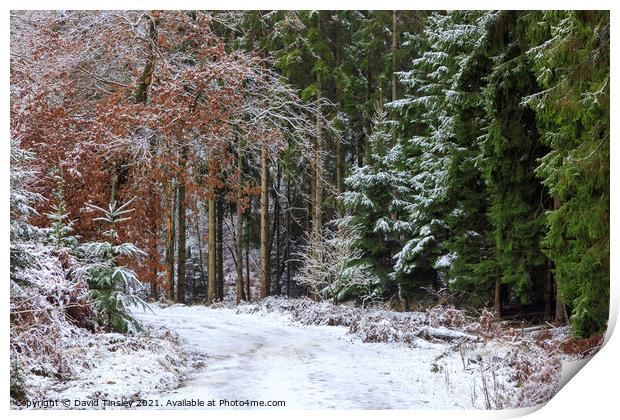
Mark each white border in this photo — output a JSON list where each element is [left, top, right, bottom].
[[3, 2, 618, 419]]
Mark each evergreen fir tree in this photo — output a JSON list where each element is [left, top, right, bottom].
[[524, 11, 610, 336], [341, 102, 404, 297], [79, 199, 148, 333], [10, 139, 43, 285], [387, 12, 483, 299], [442, 12, 499, 307], [45, 174, 79, 250], [479, 11, 550, 305]]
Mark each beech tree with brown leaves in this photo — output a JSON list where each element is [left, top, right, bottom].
[[11, 10, 320, 304]]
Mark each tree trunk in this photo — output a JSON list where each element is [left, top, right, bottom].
[[286, 174, 292, 297], [494, 278, 502, 319], [236, 144, 245, 304], [216, 193, 224, 301], [196, 216, 207, 298], [308, 161, 314, 234], [314, 16, 323, 236], [149, 194, 159, 301], [553, 196, 567, 324], [110, 171, 119, 205], [135, 13, 158, 104], [165, 181, 176, 301], [274, 162, 282, 296], [544, 260, 553, 321], [137, 14, 159, 301], [362, 66, 373, 166], [391, 10, 399, 144], [176, 181, 186, 304], [335, 135, 343, 198], [260, 143, 270, 299], [246, 227, 251, 302], [391, 11, 398, 104], [208, 170, 217, 304], [187, 246, 193, 301], [555, 282, 567, 324], [150, 262, 158, 301], [334, 23, 344, 198]]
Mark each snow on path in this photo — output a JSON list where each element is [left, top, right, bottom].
[[134, 304, 478, 409]]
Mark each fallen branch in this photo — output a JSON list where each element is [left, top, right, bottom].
[[418, 326, 480, 342]]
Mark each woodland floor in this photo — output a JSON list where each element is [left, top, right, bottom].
[[134, 303, 512, 409]]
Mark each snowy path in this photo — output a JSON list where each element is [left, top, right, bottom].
[[134, 304, 478, 409]]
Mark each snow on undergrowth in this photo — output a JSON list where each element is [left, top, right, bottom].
[[10, 244, 195, 409], [238, 296, 480, 345], [238, 296, 597, 409], [39, 327, 199, 406]]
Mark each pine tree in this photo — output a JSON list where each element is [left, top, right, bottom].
[[341, 102, 403, 298], [10, 139, 43, 285], [524, 11, 610, 336], [79, 199, 148, 333], [385, 12, 480, 301], [45, 174, 79, 249], [440, 11, 499, 309], [479, 11, 549, 307]]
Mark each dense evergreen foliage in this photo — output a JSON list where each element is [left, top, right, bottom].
[[524, 11, 610, 337], [10, 139, 43, 285], [328, 10, 608, 336], [480, 12, 550, 309]]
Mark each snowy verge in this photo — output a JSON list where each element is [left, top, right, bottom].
[[12, 317, 202, 410], [236, 296, 480, 345], [234, 297, 596, 408]]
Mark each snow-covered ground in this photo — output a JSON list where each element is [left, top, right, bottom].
[[15, 325, 198, 409], [134, 304, 493, 409], [14, 298, 571, 410]]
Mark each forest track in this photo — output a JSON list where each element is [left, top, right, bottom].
[[134, 304, 481, 409]]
